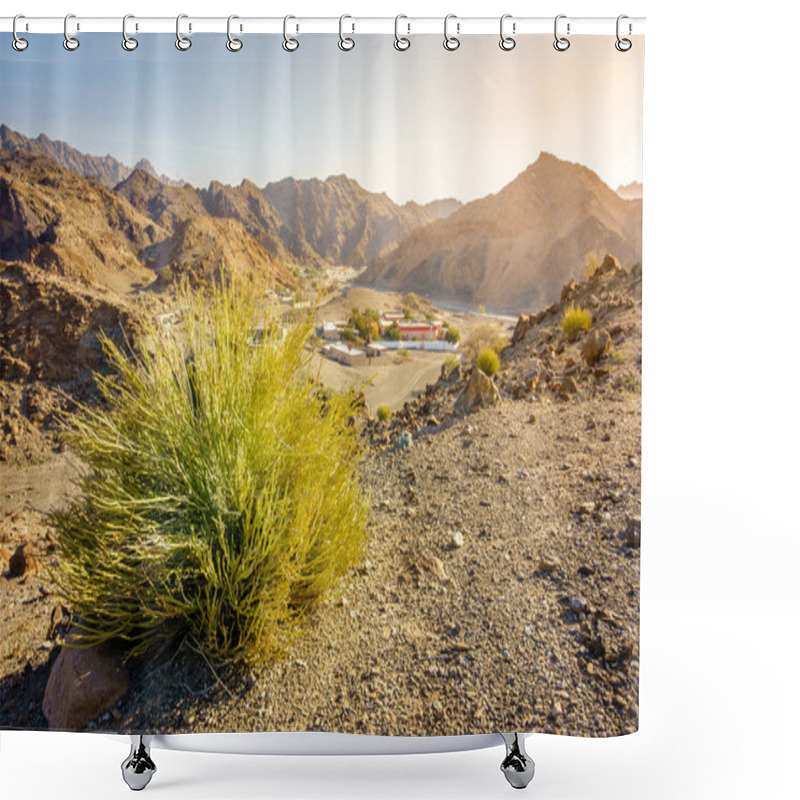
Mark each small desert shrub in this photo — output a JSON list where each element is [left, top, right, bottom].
[[462, 323, 506, 363], [376, 404, 391, 423], [562, 304, 593, 339], [442, 354, 461, 379], [50, 279, 368, 665], [476, 348, 500, 377]]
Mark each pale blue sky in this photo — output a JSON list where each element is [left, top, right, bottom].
[[1, 32, 643, 204]]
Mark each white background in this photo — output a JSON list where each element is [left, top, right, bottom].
[[2, 1, 798, 798]]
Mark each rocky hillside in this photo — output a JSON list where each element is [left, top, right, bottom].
[[361, 153, 642, 312], [0, 261, 145, 463], [366, 253, 642, 445], [0, 124, 175, 188], [263, 175, 461, 266], [1, 151, 162, 291], [141, 215, 295, 289], [200, 179, 299, 266], [114, 168, 207, 233]]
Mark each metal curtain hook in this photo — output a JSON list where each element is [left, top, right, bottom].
[[499, 14, 515, 51], [443, 14, 460, 51], [63, 13, 79, 51], [122, 14, 138, 51], [176, 13, 192, 50], [227, 15, 243, 51], [283, 15, 299, 51], [339, 14, 355, 51], [394, 14, 410, 51], [553, 14, 570, 51], [12, 14, 29, 51], [616, 14, 632, 51]]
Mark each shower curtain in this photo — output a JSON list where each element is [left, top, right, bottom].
[[0, 22, 643, 739]]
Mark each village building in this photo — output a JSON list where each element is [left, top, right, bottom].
[[366, 342, 387, 358], [324, 342, 368, 367], [396, 320, 443, 341], [321, 321, 341, 340]]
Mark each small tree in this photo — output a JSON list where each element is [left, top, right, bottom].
[[384, 322, 402, 341], [445, 327, 461, 345]]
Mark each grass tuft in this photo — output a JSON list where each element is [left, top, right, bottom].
[[49, 279, 369, 665], [562, 303, 593, 339]]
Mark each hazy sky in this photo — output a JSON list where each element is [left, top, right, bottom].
[[1, 33, 643, 204]]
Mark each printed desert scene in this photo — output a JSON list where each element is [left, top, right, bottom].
[[0, 123, 641, 738]]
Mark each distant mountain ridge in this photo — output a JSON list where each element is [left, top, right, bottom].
[[0, 150, 292, 292], [0, 123, 179, 188], [1, 124, 463, 270], [360, 152, 642, 311]]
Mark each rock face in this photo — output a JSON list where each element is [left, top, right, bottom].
[[582, 328, 612, 365], [42, 644, 130, 730], [454, 370, 501, 414], [361, 152, 642, 312], [0, 262, 138, 385], [263, 174, 460, 267]]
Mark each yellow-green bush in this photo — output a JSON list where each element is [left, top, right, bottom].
[[562, 303, 593, 339], [376, 404, 391, 422], [476, 347, 500, 377], [50, 279, 368, 665]]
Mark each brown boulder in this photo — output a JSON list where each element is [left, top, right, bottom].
[[582, 328, 612, 365], [42, 643, 130, 730], [454, 369, 500, 414], [560, 279, 580, 304], [511, 313, 533, 346], [7, 542, 38, 578]]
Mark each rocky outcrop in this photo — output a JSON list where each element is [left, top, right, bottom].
[[454, 369, 501, 414], [0, 262, 139, 385], [42, 644, 129, 730], [361, 152, 642, 312]]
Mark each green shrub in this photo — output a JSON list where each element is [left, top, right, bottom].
[[476, 347, 500, 377], [50, 279, 369, 665], [445, 326, 461, 344], [376, 404, 391, 422], [383, 322, 402, 341], [562, 303, 593, 339]]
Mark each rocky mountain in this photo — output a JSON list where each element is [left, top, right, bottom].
[[1, 150, 163, 291], [361, 153, 642, 312], [141, 215, 294, 289], [200, 179, 299, 266], [114, 168, 207, 233], [262, 175, 461, 267], [616, 181, 643, 200]]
